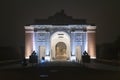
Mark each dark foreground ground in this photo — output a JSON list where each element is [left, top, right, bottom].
[[0, 61, 120, 80]]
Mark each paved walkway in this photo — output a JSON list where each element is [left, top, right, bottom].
[[0, 61, 120, 71], [83, 62, 120, 71]]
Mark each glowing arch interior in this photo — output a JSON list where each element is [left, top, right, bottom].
[[50, 31, 71, 61]]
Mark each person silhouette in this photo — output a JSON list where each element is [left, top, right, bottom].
[[83, 51, 88, 55], [32, 51, 36, 55]]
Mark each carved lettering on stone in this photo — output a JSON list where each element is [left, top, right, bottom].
[[75, 33, 82, 42], [37, 33, 46, 42]]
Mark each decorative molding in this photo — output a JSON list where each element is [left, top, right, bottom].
[[72, 31, 86, 33], [86, 26, 96, 30], [25, 31, 34, 33], [87, 31, 96, 33], [25, 26, 34, 30]]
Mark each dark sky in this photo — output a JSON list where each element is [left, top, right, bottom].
[[1, 0, 120, 46]]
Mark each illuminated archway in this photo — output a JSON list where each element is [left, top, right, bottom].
[[55, 42, 67, 60], [50, 31, 70, 61]]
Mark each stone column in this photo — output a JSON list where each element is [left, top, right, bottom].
[[24, 26, 34, 59], [87, 26, 96, 59]]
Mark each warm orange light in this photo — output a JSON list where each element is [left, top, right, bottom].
[[87, 32, 96, 59], [25, 32, 33, 59]]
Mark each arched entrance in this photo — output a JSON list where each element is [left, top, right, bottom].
[[50, 31, 71, 61], [55, 42, 67, 60]]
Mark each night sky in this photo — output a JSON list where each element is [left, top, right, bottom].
[[1, 0, 120, 47]]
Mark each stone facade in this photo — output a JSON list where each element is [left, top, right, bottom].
[[24, 10, 96, 62]]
